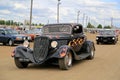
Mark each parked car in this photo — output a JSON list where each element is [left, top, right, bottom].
[[0, 28, 31, 46], [12, 23, 95, 70], [96, 29, 118, 44], [24, 29, 42, 40]]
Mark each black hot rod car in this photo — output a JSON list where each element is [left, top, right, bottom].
[[12, 23, 95, 70]]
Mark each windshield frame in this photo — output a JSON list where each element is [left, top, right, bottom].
[[42, 24, 72, 35]]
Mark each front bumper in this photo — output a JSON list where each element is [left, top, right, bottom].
[[96, 38, 116, 43], [13, 38, 32, 44]]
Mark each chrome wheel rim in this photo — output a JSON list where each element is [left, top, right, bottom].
[[9, 40, 12, 46], [65, 53, 72, 66], [91, 49, 94, 57]]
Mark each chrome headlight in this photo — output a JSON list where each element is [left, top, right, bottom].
[[23, 40, 30, 47], [96, 37, 98, 40], [23, 37, 26, 40], [27, 36, 31, 40], [51, 41, 58, 48], [112, 37, 115, 40]]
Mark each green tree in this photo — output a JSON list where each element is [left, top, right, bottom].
[[87, 22, 95, 28], [35, 24, 38, 26], [20, 23, 23, 25], [13, 22, 17, 26], [32, 23, 35, 26], [0, 20, 5, 25], [10, 20, 14, 25], [39, 23, 44, 26], [5, 20, 10, 25], [97, 24, 102, 28], [104, 25, 111, 29]]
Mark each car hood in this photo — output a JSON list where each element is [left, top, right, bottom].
[[96, 35, 116, 37]]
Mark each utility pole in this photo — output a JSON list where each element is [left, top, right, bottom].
[[57, 0, 61, 23], [30, 0, 33, 30], [111, 17, 113, 28], [88, 17, 90, 23], [86, 16, 88, 27], [104, 19, 105, 28], [82, 13, 85, 27], [77, 10, 80, 23], [48, 20, 49, 24]]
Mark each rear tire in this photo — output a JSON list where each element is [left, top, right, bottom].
[[58, 51, 72, 70], [14, 58, 28, 68]]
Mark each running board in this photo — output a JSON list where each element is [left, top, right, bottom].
[[75, 52, 90, 60]]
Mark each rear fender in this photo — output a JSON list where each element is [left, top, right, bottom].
[[87, 41, 95, 51], [82, 40, 95, 53]]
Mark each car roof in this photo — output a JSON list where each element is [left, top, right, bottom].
[[44, 23, 83, 28]]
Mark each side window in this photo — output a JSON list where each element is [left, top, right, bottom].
[[73, 25, 83, 34], [0, 30, 4, 34]]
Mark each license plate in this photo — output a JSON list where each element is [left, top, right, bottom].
[[103, 39, 107, 42]]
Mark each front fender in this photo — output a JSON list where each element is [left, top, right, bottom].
[[50, 45, 74, 58], [13, 46, 32, 57], [12, 46, 35, 63]]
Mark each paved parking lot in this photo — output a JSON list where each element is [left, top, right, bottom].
[[0, 33, 120, 80]]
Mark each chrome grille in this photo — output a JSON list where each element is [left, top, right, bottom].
[[33, 37, 49, 63]]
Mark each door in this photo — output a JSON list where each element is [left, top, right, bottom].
[[0, 30, 8, 43], [0, 30, 5, 42]]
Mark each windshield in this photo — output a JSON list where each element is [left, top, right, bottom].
[[43, 24, 71, 34], [6, 29, 18, 34], [99, 30, 115, 35]]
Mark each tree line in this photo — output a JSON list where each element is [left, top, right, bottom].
[[87, 22, 112, 29], [0, 20, 44, 26], [0, 19, 111, 29]]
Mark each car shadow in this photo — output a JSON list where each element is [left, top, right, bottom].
[[72, 59, 88, 67], [26, 59, 88, 70], [97, 43, 116, 45], [27, 63, 59, 70]]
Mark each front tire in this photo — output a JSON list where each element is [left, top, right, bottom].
[[58, 51, 72, 70], [8, 39, 14, 46], [97, 41, 99, 44], [14, 58, 28, 68], [113, 41, 117, 45], [87, 46, 95, 60]]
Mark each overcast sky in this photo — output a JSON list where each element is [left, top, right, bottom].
[[0, 0, 120, 27]]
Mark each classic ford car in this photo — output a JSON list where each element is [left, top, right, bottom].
[[12, 23, 95, 70], [96, 29, 118, 44]]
